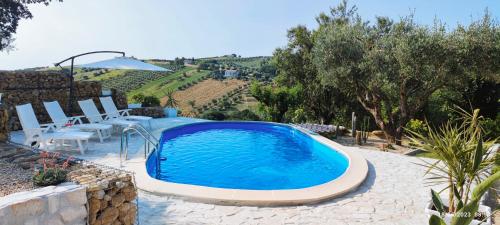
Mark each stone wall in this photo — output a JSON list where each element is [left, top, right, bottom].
[[68, 166, 137, 225], [0, 71, 128, 131], [0, 182, 87, 225], [0, 104, 8, 142], [130, 107, 165, 118]]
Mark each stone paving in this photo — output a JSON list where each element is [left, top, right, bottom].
[[136, 148, 430, 225], [9, 118, 433, 225]]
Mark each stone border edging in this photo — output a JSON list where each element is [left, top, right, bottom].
[[0, 182, 87, 225]]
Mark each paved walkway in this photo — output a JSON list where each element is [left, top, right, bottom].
[[9, 118, 432, 225], [136, 148, 430, 225]]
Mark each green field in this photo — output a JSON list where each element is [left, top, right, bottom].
[[198, 56, 270, 70], [127, 67, 210, 100]]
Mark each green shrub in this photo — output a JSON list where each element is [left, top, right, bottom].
[[142, 96, 161, 107], [228, 109, 260, 121], [33, 152, 71, 187], [33, 168, 68, 187], [131, 93, 146, 104], [405, 119, 428, 136], [481, 114, 500, 140], [201, 110, 226, 121], [291, 108, 307, 123]]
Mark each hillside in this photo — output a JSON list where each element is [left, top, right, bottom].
[[170, 78, 247, 115], [50, 56, 274, 118], [127, 68, 210, 98]]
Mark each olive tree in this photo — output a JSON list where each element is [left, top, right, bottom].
[[272, 25, 349, 124], [312, 2, 498, 144], [313, 5, 500, 144], [250, 81, 301, 123]]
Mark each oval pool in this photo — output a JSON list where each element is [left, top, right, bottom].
[[146, 122, 349, 190]]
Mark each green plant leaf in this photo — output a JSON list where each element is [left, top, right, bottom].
[[431, 189, 445, 214], [429, 215, 447, 225], [472, 135, 483, 172], [453, 185, 464, 211], [450, 171, 500, 225]]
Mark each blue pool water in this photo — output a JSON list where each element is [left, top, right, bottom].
[[146, 122, 349, 190]]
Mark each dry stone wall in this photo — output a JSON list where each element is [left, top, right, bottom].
[[68, 166, 137, 225], [0, 182, 87, 225], [0, 104, 8, 142], [0, 71, 128, 131], [130, 107, 165, 118]]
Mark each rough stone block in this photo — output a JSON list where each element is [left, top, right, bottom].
[[24, 217, 39, 225], [122, 189, 137, 202], [108, 187, 119, 196], [111, 193, 125, 207], [93, 190, 105, 200], [100, 199, 109, 210], [118, 202, 131, 214], [89, 198, 101, 214], [47, 194, 61, 214], [59, 205, 87, 224], [115, 181, 127, 189], [63, 186, 87, 206], [42, 214, 64, 225], [103, 194, 112, 201], [10, 197, 46, 218], [118, 204, 136, 225], [97, 207, 119, 225]]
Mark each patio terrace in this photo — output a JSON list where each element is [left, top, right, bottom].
[[8, 117, 431, 225]]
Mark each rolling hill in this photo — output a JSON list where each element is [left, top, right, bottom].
[[61, 56, 273, 117]]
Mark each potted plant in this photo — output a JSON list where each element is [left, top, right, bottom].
[[163, 89, 178, 117], [428, 171, 499, 225], [409, 108, 497, 225]]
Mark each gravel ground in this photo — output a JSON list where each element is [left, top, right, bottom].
[[0, 159, 34, 197]]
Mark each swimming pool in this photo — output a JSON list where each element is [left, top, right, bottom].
[[146, 122, 349, 190], [140, 121, 367, 205]]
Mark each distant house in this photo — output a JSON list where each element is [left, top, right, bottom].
[[224, 69, 240, 78], [184, 58, 195, 65]]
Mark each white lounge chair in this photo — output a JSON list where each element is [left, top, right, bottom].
[[99, 96, 152, 128], [43, 101, 113, 143], [16, 103, 93, 154], [77, 99, 139, 130]]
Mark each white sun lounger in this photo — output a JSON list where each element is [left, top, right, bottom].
[[16, 103, 93, 154], [43, 101, 113, 143], [99, 96, 152, 128], [77, 99, 139, 130]]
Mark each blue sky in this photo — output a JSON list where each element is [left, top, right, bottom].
[[0, 0, 498, 70]]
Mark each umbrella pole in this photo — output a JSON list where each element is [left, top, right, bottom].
[[68, 58, 75, 114], [54, 51, 126, 114]]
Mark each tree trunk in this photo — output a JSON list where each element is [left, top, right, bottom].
[[395, 126, 404, 145], [356, 94, 405, 145], [382, 127, 397, 144]]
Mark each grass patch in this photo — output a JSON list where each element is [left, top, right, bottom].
[[127, 67, 210, 100], [414, 151, 439, 159]]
